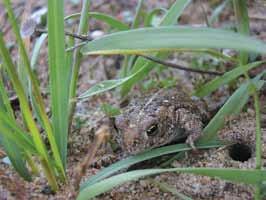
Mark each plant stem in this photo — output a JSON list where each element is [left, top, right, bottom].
[[120, 0, 144, 78], [233, 2, 263, 198], [255, 184, 262, 200], [253, 91, 262, 169], [40, 159, 59, 191], [25, 152, 39, 175], [69, 0, 91, 130]]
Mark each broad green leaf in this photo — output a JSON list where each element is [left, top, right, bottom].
[[81, 26, 266, 55], [80, 141, 223, 190], [194, 61, 264, 97], [78, 168, 266, 200], [48, 0, 69, 169], [65, 12, 129, 31]]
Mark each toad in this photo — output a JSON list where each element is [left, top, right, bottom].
[[114, 87, 207, 156]]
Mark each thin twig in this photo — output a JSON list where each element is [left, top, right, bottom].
[[140, 54, 224, 76], [73, 125, 110, 191], [35, 28, 92, 41]]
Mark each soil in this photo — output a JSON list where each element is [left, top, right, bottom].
[[0, 0, 266, 200]]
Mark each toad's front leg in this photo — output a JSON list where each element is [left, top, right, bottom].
[[175, 108, 203, 149]]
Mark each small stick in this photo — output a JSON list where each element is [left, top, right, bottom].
[[140, 54, 224, 76], [73, 125, 110, 191], [35, 28, 92, 41]]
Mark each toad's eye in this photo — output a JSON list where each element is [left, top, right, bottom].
[[146, 124, 158, 136]]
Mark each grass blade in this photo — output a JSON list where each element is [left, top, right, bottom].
[[0, 76, 31, 180], [79, 76, 132, 99], [194, 61, 264, 97], [150, 180, 193, 200], [199, 78, 264, 143], [68, 0, 91, 142], [81, 26, 266, 55], [144, 8, 168, 27], [131, 0, 144, 29], [65, 12, 129, 31], [31, 34, 47, 69], [48, 0, 70, 169], [0, 121, 36, 154], [80, 140, 223, 190], [78, 168, 266, 200], [233, 0, 250, 65]]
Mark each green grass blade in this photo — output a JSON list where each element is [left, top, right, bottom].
[[80, 140, 223, 190], [0, 110, 36, 153], [81, 26, 266, 55], [48, 0, 70, 169], [210, 0, 230, 25], [150, 180, 193, 200], [65, 12, 129, 31], [79, 76, 132, 98], [0, 75, 36, 154], [131, 0, 144, 29], [233, 0, 250, 65], [144, 8, 168, 27], [0, 135, 31, 181], [29, 34, 48, 129], [0, 31, 45, 156], [17, 47, 29, 97], [0, 76, 31, 180], [31, 34, 47, 69], [68, 0, 91, 143], [78, 168, 266, 200], [160, 0, 191, 26], [194, 61, 264, 97], [0, 123, 36, 154], [119, 0, 144, 78], [199, 78, 264, 143]]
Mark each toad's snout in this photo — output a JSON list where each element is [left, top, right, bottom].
[[123, 126, 147, 152]]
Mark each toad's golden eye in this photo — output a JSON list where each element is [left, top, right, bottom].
[[146, 124, 158, 136]]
